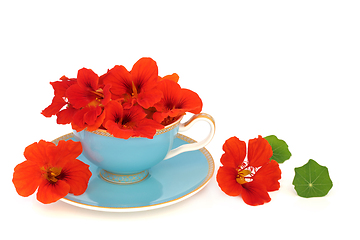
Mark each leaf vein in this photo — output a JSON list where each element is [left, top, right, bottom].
[[296, 171, 310, 184], [311, 168, 326, 183]]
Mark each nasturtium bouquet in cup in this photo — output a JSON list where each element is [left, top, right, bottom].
[[39, 57, 215, 187], [41, 57, 203, 139], [13, 57, 213, 204]]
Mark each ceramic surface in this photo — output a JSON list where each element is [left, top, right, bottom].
[[72, 113, 215, 176], [72, 119, 180, 175], [52, 133, 214, 212]]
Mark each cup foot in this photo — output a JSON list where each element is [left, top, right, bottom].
[[100, 169, 149, 184]]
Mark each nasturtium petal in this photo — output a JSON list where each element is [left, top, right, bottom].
[[264, 135, 291, 163], [292, 159, 333, 198]]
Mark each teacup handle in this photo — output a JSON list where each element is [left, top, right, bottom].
[[164, 113, 215, 160]]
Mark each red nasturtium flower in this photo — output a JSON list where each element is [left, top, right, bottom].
[[153, 79, 203, 125], [103, 101, 164, 139], [216, 136, 281, 206], [41, 68, 111, 129], [66, 68, 111, 109], [102, 57, 163, 109], [41, 75, 77, 124], [65, 68, 111, 132], [12, 140, 92, 204]]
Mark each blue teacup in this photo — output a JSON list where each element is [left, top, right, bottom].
[[73, 113, 215, 184]]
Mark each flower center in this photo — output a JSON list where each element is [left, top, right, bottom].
[[236, 169, 251, 185], [91, 89, 104, 98], [120, 112, 137, 129], [88, 89, 104, 107], [42, 167, 62, 183], [165, 101, 175, 111]]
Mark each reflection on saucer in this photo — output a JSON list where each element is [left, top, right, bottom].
[[85, 170, 163, 208]]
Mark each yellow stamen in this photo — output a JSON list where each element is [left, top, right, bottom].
[[131, 81, 138, 97], [87, 99, 101, 107], [87, 89, 104, 107], [42, 167, 62, 183], [236, 169, 251, 185], [90, 89, 104, 98]]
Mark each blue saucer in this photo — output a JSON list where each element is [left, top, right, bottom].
[[52, 133, 214, 212]]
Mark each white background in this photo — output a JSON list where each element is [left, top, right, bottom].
[[1, 0, 359, 239]]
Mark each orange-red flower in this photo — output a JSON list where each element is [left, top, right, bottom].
[[103, 101, 164, 139], [41, 75, 77, 122], [12, 140, 92, 204], [66, 68, 111, 109], [62, 68, 111, 132], [216, 136, 281, 206], [153, 79, 202, 125], [102, 57, 163, 109]]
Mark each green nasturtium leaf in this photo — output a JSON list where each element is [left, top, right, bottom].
[[264, 135, 291, 163], [292, 159, 333, 198]]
